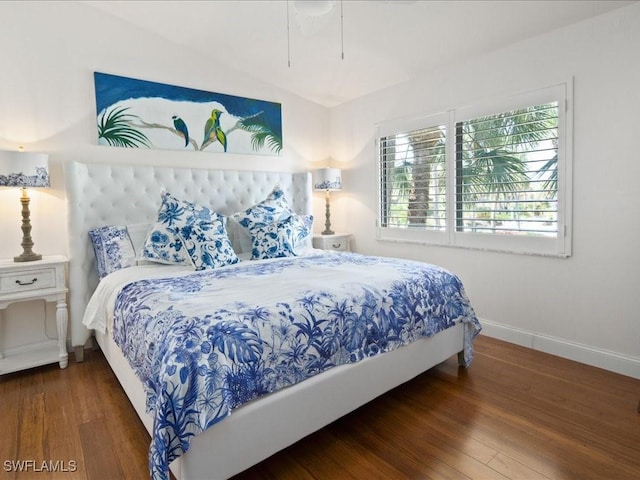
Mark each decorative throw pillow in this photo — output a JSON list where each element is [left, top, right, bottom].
[[250, 216, 298, 260], [178, 220, 240, 270], [141, 222, 191, 266], [291, 214, 313, 247], [248, 214, 313, 260], [89, 225, 137, 278], [231, 185, 295, 253], [141, 189, 223, 266]]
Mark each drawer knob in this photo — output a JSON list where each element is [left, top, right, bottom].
[[331, 243, 342, 249], [16, 278, 38, 286]]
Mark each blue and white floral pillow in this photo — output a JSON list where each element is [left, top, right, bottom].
[[89, 225, 137, 279], [249, 214, 314, 260], [231, 186, 294, 253], [291, 214, 313, 247], [141, 189, 223, 266], [250, 217, 297, 260], [141, 223, 191, 266], [178, 220, 239, 270]]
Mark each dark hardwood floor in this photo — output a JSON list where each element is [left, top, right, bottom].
[[1, 335, 639, 480]]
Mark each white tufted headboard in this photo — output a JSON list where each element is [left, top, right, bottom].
[[65, 161, 312, 355]]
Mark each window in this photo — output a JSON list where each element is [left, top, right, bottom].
[[377, 83, 572, 256]]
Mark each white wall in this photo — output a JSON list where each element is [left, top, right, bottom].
[[0, 2, 329, 350], [328, 4, 640, 378]]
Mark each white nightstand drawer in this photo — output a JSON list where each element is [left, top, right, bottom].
[[0, 267, 56, 294], [325, 239, 348, 251], [313, 233, 352, 252]]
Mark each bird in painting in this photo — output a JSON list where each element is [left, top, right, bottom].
[[172, 115, 190, 147], [203, 108, 227, 152]]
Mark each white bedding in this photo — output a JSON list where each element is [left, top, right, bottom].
[[83, 253, 318, 334], [83, 263, 191, 334]]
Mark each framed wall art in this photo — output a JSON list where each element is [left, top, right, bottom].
[[93, 72, 282, 156]]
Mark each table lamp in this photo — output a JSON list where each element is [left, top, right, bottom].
[[0, 150, 49, 262], [313, 167, 342, 235]]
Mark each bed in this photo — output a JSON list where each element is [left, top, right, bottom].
[[65, 161, 481, 480]]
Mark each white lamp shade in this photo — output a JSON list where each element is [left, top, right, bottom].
[[0, 151, 49, 188], [313, 168, 342, 191]]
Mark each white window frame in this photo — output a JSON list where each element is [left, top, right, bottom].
[[376, 81, 573, 257]]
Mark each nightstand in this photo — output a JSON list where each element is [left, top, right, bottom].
[[312, 233, 352, 252], [0, 255, 69, 374]]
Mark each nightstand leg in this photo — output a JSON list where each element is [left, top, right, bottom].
[[56, 298, 68, 369], [0, 309, 4, 360]]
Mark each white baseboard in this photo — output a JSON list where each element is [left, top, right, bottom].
[[478, 318, 640, 380]]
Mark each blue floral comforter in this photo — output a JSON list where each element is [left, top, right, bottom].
[[102, 252, 480, 479]]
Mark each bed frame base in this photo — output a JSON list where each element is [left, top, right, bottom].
[[95, 322, 464, 480], [75, 346, 84, 362]]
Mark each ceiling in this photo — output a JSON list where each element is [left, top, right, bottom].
[[83, 0, 635, 108]]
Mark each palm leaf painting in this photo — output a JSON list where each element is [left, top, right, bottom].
[[97, 106, 150, 148], [94, 72, 282, 156], [237, 111, 283, 155]]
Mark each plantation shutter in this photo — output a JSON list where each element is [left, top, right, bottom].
[[376, 81, 571, 256], [378, 119, 447, 231], [454, 102, 559, 237]]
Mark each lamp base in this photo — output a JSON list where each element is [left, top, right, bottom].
[[14, 189, 42, 262], [14, 252, 42, 262], [322, 191, 335, 236]]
